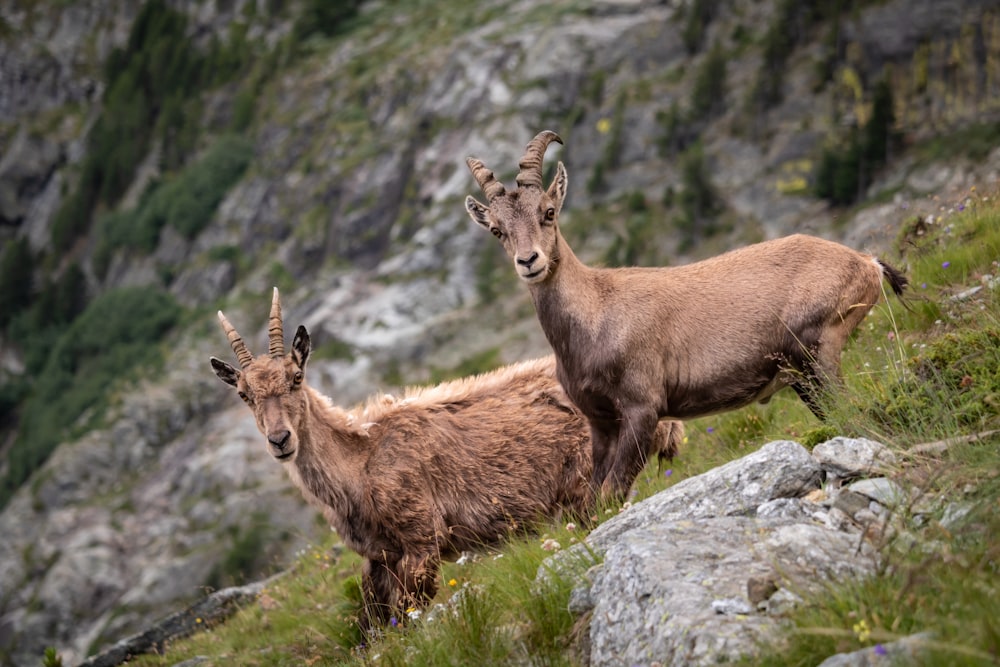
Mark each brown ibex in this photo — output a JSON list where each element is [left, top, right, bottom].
[[465, 130, 907, 499], [209, 288, 682, 631]]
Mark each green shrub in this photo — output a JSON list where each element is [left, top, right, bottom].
[[92, 135, 254, 278], [675, 142, 722, 251], [681, 0, 718, 54], [814, 77, 895, 206], [41, 647, 63, 667], [34, 264, 88, 328], [52, 0, 260, 253], [0, 237, 34, 329], [429, 348, 503, 384], [205, 514, 271, 589], [859, 327, 1000, 436], [588, 91, 627, 194], [656, 102, 684, 156], [293, 0, 365, 42], [312, 335, 356, 362], [690, 43, 728, 120], [0, 286, 182, 509]]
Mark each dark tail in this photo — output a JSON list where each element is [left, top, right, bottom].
[[877, 259, 909, 302]]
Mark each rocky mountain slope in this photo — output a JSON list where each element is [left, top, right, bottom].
[[1, 0, 998, 664]]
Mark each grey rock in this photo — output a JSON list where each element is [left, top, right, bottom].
[[578, 516, 876, 667], [951, 285, 983, 301], [585, 517, 784, 666], [816, 632, 934, 666], [833, 490, 873, 518], [813, 437, 897, 478], [763, 588, 804, 616], [587, 440, 822, 550], [756, 497, 815, 522], [847, 478, 908, 508], [763, 523, 876, 582], [940, 503, 972, 528], [0, 129, 63, 225], [552, 441, 879, 667], [712, 597, 754, 615]]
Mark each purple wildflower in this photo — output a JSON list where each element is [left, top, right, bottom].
[[874, 644, 887, 656], [390, 616, 398, 627], [921, 282, 927, 289], [706, 426, 714, 433], [664, 469, 673, 477], [942, 261, 951, 269]]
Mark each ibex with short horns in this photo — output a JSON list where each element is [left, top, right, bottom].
[[210, 288, 682, 631], [465, 130, 907, 499]]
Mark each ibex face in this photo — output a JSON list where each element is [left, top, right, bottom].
[[209, 288, 312, 463], [465, 130, 568, 285]]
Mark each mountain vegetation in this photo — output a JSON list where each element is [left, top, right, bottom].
[[130, 190, 1000, 665], [1, 0, 999, 663]]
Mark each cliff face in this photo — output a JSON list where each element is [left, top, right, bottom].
[[1, 0, 998, 663]]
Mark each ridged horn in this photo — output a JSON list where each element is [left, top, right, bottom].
[[515, 130, 563, 190], [268, 287, 284, 357], [466, 157, 506, 201], [218, 311, 253, 368]]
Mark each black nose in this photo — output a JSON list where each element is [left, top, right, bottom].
[[268, 430, 291, 450], [517, 252, 538, 267]]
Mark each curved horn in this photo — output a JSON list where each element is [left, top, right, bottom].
[[218, 311, 253, 368], [466, 157, 506, 201], [516, 130, 563, 190], [268, 287, 284, 357]]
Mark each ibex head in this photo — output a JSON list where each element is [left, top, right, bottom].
[[210, 287, 312, 463], [465, 130, 568, 284]]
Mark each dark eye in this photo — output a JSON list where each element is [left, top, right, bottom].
[[491, 227, 503, 239], [544, 207, 556, 222], [238, 391, 250, 403], [293, 371, 304, 385]]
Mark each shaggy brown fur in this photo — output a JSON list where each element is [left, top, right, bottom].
[[210, 289, 683, 632], [465, 130, 907, 500]]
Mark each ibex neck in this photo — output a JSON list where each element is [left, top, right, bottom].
[[290, 386, 369, 512], [528, 234, 600, 353]]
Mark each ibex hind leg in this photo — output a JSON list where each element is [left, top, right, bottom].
[[791, 339, 847, 420], [589, 421, 618, 491], [791, 379, 828, 420], [398, 552, 439, 611], [360, 558, 398, 636]]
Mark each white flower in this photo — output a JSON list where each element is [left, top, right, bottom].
[[541, 538, 561, 551]]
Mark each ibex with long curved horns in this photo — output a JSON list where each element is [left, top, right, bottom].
[[210, 289, 683, 632], [465, 130, 907, 500]]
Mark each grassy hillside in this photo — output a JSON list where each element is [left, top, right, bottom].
[[121, 187, 1000, 666]]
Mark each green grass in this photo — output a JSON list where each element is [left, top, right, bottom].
[[123, 190, 1000, 666], [744, 190, 1000, 666]]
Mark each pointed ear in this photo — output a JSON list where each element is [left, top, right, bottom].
[[465, 196, 492, 231], [547, 161, 568, 214], [210, 357, 241, 387], [292, 325, 311, 369]]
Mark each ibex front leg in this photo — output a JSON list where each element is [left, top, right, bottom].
[[600, 405, 658, 501]]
